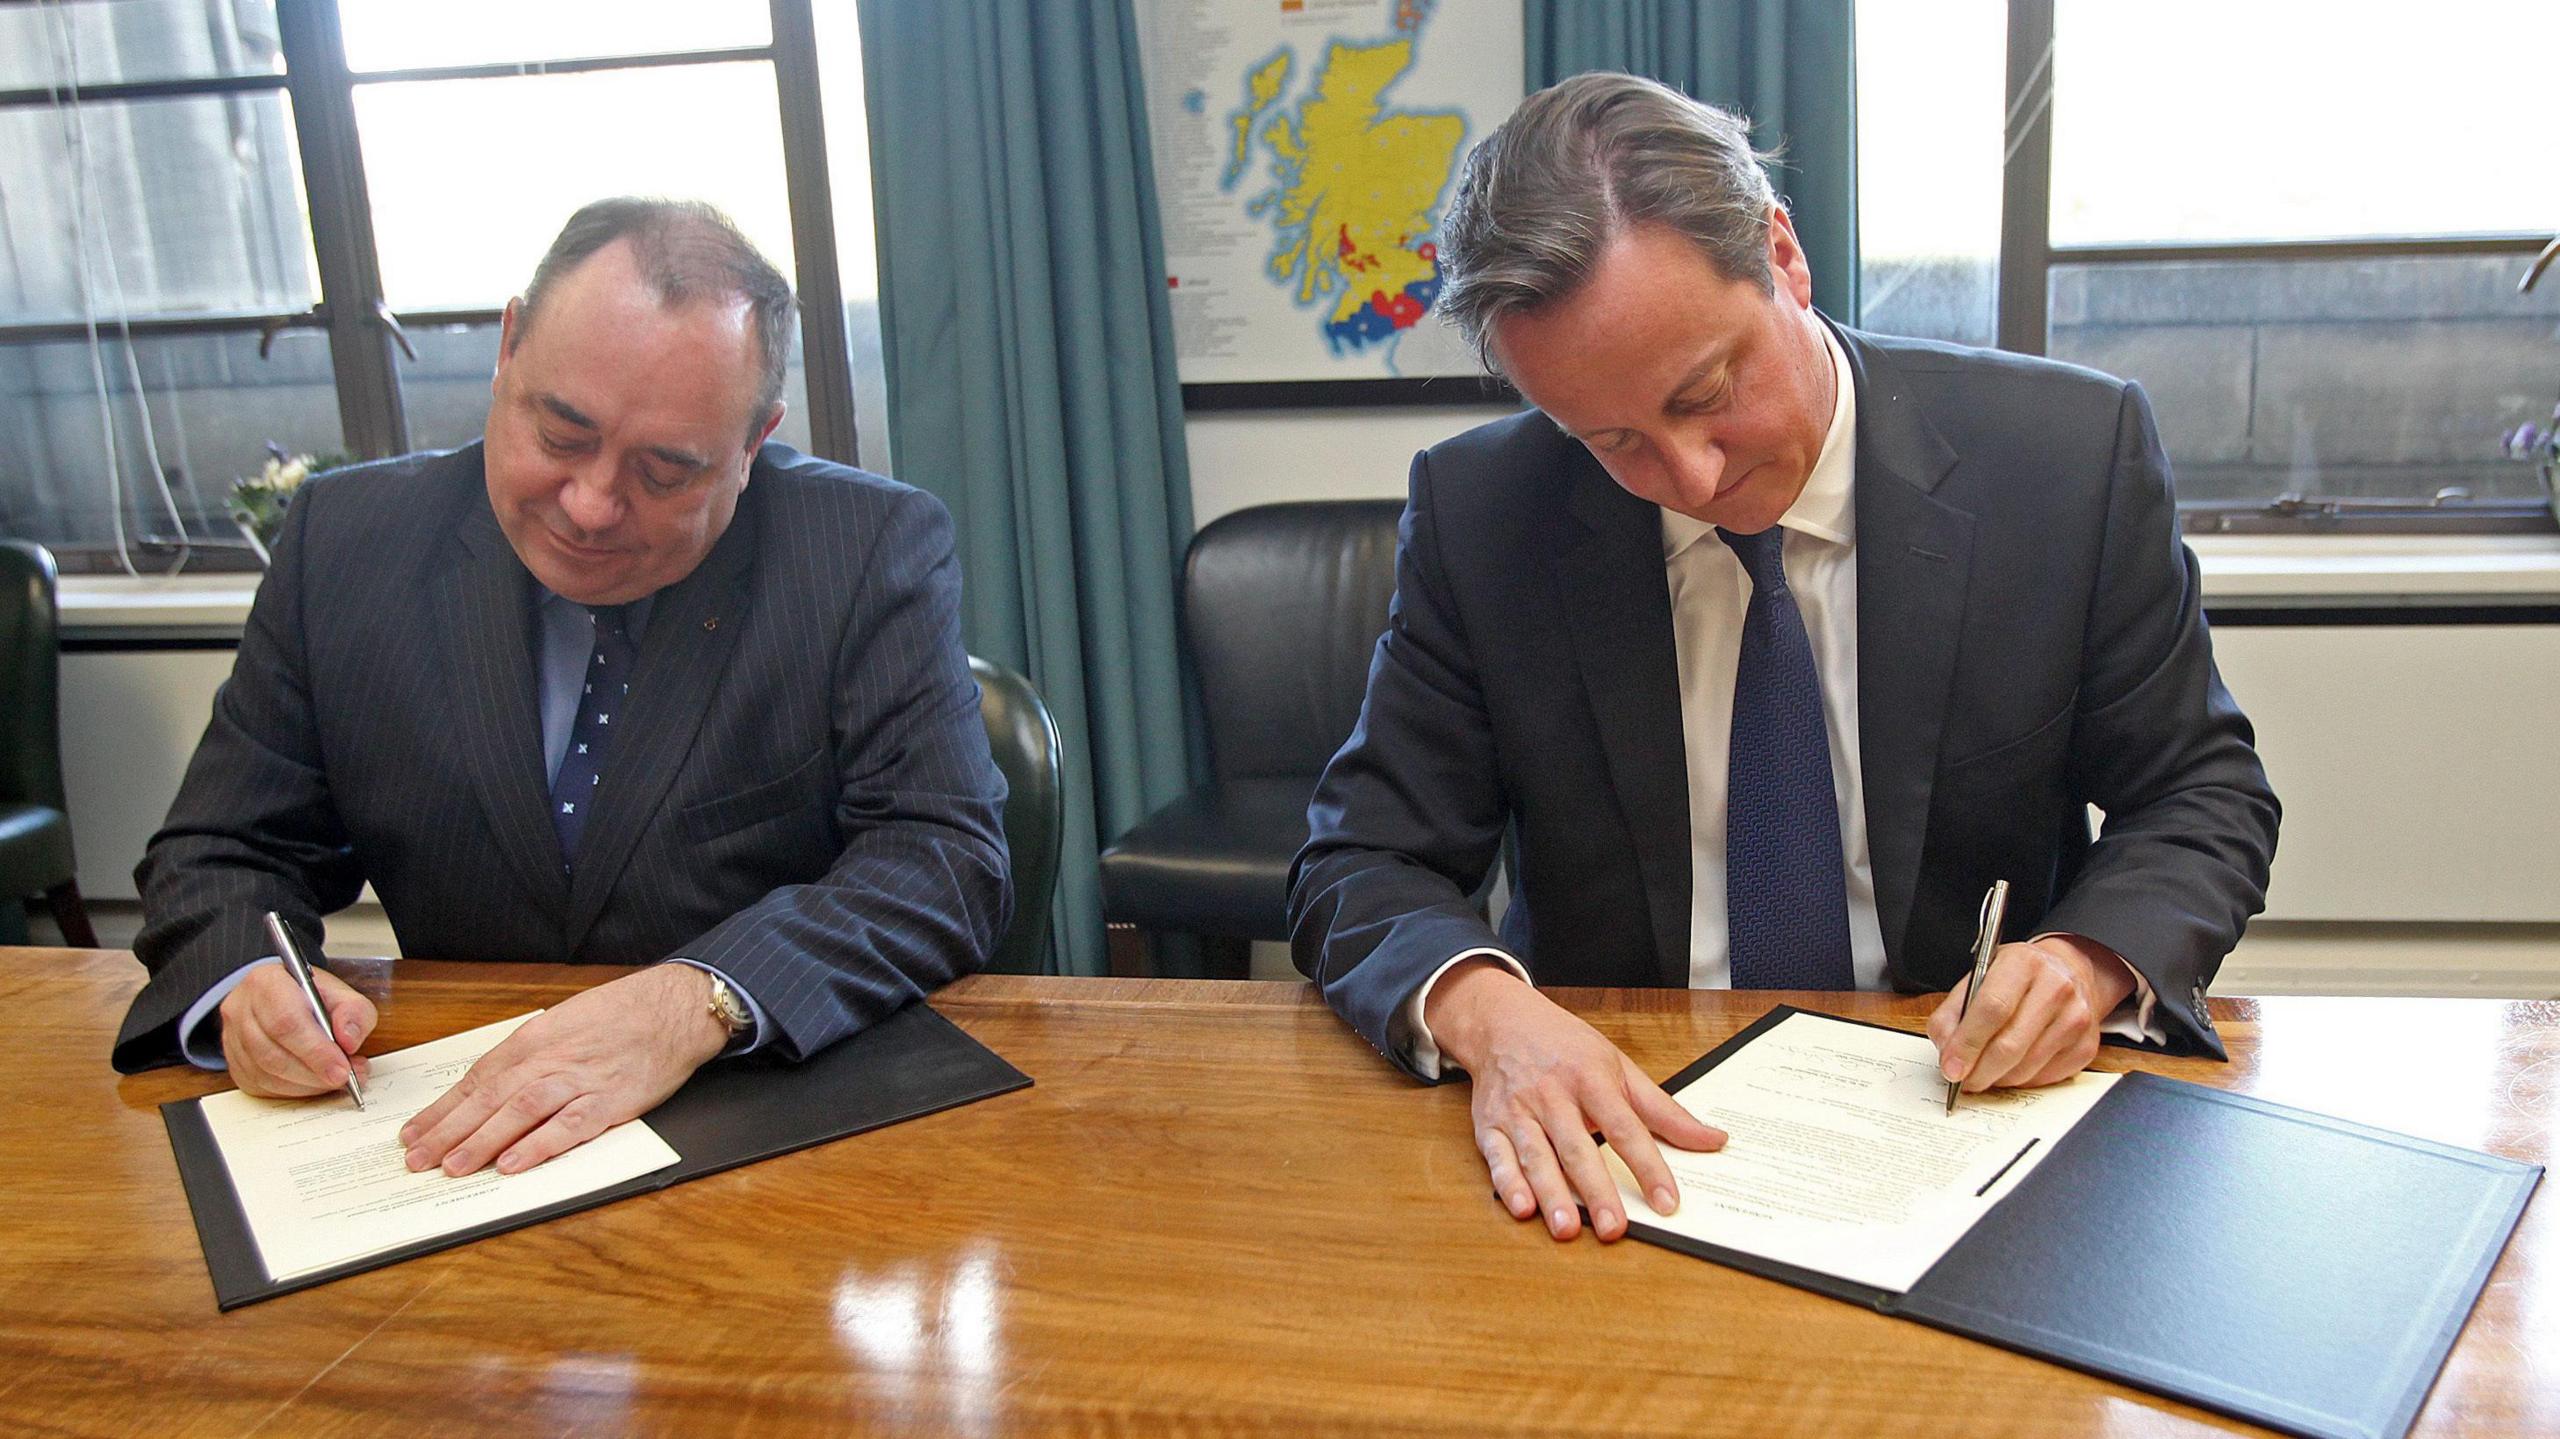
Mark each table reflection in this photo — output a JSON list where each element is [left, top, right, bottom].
[[830, 1245, 1006, 1433], [2244, 998, 2527, 1155]]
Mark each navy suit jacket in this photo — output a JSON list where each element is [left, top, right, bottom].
[[114, 442, 1010, 1072], [1290, 326, 2279, 1078]]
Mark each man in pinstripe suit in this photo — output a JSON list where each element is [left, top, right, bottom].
[[113, 199, 1011, 1178]]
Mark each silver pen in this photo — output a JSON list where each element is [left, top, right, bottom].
[[1945, 880, 2010, 1113], [262, 910, 366, 1110]]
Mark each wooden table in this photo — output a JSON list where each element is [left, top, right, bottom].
[[3, 950, 2552, 1437]]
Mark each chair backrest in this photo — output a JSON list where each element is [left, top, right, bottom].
[[0, 542, 65, 811], [972, 655, 1064, 974], [1181, 500, 1405, 781]]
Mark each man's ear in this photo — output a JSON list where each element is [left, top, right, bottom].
[[492, 296, 527, 396], [745, 403, 785, 458], [1764, 205, 1815, 310]]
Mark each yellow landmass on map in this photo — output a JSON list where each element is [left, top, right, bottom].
[[1229, 52, 1294, 185], [1260, 37, 1462, 323]]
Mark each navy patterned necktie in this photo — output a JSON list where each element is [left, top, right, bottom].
[[1717, 526, 1854, 990], [550, 603, 635, 872]]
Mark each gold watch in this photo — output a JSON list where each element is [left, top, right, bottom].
[[704, 973, 753, 1036]]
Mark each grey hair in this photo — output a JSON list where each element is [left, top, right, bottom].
[[514, 197, 795, 443], [1437, 72, 1782, 374]]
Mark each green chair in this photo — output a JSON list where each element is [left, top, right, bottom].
[[972, 655, 1062, 974], [0, 542, 97, 948]]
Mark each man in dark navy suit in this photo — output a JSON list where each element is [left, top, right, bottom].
[[1290, 75, 2277, 1243], [116, 199, 1009, 1178]]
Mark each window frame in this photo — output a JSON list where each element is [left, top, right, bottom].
[[1992, 0, 2556, 534], [0, 0, 859, 570]]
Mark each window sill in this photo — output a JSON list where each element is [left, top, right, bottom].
[[59, 573, 262, 643], [2190, 533, 2560, 609], [53, 535, 2560, 641]]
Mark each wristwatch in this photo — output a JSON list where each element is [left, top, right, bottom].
[[704, 972, 753, 1037]]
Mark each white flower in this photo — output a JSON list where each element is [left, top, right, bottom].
[[259, 454, 315, 492]]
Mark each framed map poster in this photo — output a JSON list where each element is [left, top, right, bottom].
[[1134, 0, 1525, 407]]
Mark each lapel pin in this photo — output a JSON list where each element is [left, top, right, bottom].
[[703, 617, 720, 631]]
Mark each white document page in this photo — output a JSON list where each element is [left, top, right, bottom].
[[1602, 1010, 2117, 1294], [198, 1012, 681, 1283]]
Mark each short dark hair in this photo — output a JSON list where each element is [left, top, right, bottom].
[[514, 198, 795, 442], [1438, 73, 1782, 374]]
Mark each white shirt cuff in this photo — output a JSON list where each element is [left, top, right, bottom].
[[2031, 932, 2166, 1047], [177, 956, 281, 1070], [1397, 948, 1532, 1080], [666, 958, 769, 1056], [2104, 965, 2166, 1046]]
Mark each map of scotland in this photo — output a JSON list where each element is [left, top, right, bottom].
[[1224, 10, 1464, 357], [1138, 0, 1521, 385]]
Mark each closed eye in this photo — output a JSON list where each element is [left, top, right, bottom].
[[1673, 383, 1731, 415]]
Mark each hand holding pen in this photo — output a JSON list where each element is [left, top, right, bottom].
[[1927, 887, 2139, 1103], [212, 914, 378, 1103]]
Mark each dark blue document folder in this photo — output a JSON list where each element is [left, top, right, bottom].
[[1627, 1006, 2540, 1439]]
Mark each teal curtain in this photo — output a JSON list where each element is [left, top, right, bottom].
[[1526, 0, 1859, 320], [856, 0, 1196, 976]]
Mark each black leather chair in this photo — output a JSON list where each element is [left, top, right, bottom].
[[973, 655, 1064, 974], [1099, 501, 1404, 976], [0, 541, 97, 949]]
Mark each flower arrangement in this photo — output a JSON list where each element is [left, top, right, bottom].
[[2503, 400, 2560, 524], [2502, 405, 2559, 482], [228, 443, 349, 564]]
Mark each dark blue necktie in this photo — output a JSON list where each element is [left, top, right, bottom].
[[1718, 526, 1854, 990], [550, 604, 635, 872]]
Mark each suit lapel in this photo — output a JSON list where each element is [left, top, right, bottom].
[[436, 471, 572, 927], [1841, 328, 1972, 976], [562, 492, 757, 949], [1554, 455, 1692, 988]]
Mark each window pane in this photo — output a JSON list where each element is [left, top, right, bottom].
[[2048, 255, 2560, 505], [0, 329, 343, 556], [355, 66, 795, 312], [812, 0, 890, 474], [1854, 0, 2003, 346], [397, 321, 500, 456], [337, 0, 768, 74], [0, 0, 284, 90], [2052, 2, 2547, 245], [0, 93, 317, 324], [400, 319, 812, 458]]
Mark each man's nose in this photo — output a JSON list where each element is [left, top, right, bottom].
[[555, 461, 624, 535], [1666, 433, 1726, 502]]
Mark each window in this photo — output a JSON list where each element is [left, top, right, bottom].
[[0, 0, 888, 572], [1857, 0, 2556, 531]]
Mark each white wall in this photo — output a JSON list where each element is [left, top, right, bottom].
[[1184, 405, 1509, 526]]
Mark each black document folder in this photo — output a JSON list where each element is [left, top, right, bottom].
[[163, 999, 1031, 1310], [1628, 1006, 2540, 1439]]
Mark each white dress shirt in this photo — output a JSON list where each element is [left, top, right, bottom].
[[1400, 323, 2154, 1077]]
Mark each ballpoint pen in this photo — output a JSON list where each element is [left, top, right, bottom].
[[1945, 879, 2010, 1113], [262, 910, 367, 1110]]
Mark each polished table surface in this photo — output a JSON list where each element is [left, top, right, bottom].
[[3, 949, 2553, 1437]]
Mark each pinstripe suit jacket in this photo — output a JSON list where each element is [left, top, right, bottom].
[[113, 442, 1010, 1072]]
